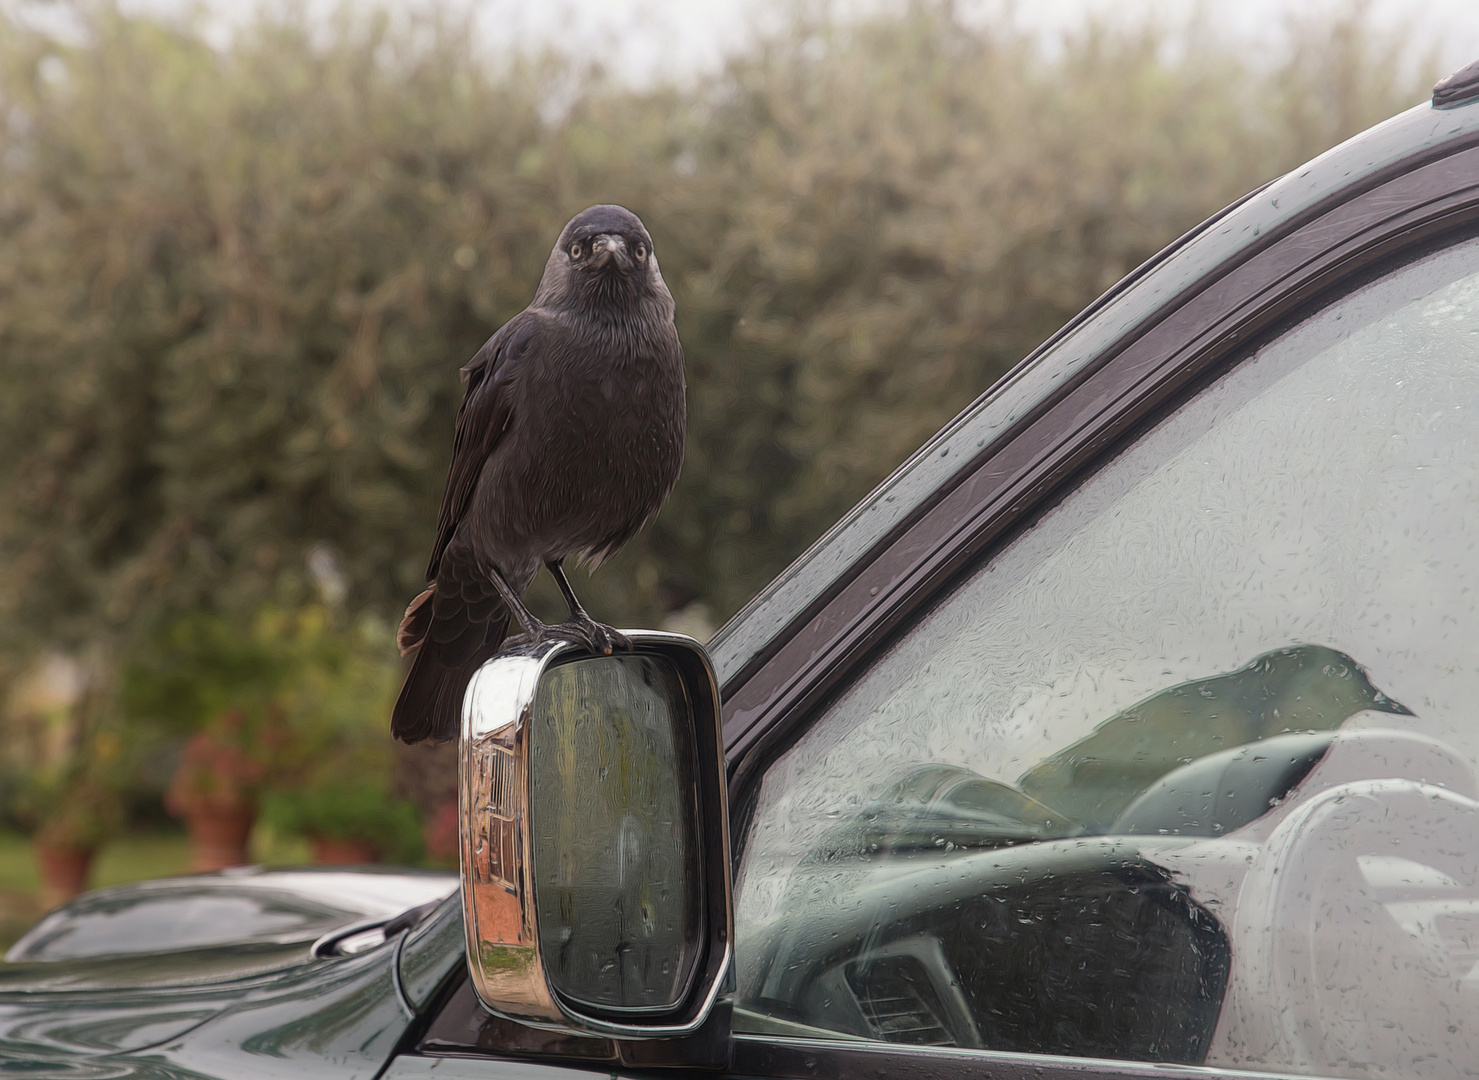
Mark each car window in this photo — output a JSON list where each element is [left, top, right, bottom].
[[732, 235, 1479, 1077]]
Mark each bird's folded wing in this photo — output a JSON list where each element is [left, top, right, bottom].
[[427, 545, 508, 667], [425, 310, 545, 580]]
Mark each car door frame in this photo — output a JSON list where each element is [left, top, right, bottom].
[[715, 119, 1479, 1080]]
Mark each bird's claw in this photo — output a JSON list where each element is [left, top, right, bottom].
[[502, 615, 628, 656], [503, 630, 545, 650], [552, 617, 630, 656], [502, 613, 555, 650]]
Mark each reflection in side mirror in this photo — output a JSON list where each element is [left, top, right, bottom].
[[530, 655, 704, 1014], [459, 633, 731, 1037]]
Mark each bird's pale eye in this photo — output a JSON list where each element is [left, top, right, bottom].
[[569, 242, 583, 260], [634, 243, 647, 260]]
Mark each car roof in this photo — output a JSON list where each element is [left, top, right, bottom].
[[708, 90, 1479, 697]]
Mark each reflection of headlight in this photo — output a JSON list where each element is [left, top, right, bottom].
[[1360, 854, 1479, 983]]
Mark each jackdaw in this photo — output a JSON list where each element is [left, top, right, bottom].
[[391, 205, 685, 744]]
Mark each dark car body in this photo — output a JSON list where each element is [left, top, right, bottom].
[[9, 71, 1479, 1080]]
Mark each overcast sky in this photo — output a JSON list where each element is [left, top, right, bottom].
[[108, 0, 1479, 86], [481, 0, 1479, 85]]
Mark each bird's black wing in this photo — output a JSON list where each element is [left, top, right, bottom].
[[424, 310, 545, 581], [392, 312, 546, 743]]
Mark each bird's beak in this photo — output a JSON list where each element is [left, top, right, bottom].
[[588, 233, 630, 270]]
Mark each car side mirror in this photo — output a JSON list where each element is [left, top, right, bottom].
[[458, 631, 732, 1040]]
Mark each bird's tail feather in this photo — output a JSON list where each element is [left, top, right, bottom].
[[391, 609, 510, 744], [398, 587, 435, 657]]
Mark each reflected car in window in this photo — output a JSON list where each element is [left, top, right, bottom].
[[9, 58, 1479, 1080]]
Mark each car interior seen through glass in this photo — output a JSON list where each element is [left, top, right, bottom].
[[733, 236, 1479, 1078]]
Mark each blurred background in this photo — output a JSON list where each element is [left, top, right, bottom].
[[0, 0, 1465, 941]]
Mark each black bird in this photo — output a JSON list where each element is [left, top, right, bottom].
[[391, 205, 685, 744]]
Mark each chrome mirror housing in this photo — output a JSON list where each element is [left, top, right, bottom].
[[459, 631, 732, 1037]]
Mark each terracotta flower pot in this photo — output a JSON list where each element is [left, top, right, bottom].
[[183, 805, 255, 872], [310, 836, 378, 865], [34, 842, 95, 910]]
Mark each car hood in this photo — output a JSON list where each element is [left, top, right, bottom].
[[0, 867, 457, 1065], [7, 865, 458, 964]]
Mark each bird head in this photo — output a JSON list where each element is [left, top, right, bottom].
[[537, 205, 669, 313]]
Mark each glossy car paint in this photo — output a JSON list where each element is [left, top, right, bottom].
[[400, 891, 470, 1012], [8, 867, 456, 962], [0, 869, 454, 1078], [10, 88, 1479, 1080]]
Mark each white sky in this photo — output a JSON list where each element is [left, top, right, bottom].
[[485, 0, 1479, 85], [103, 0, 1479, 86]]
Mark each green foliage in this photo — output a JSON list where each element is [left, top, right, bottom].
[[122, 605, 392, 731], [16, 729, 129, 850], [2, 650, 134, 846], [261, 783, 422, 862], [122, 612, 304, 738], [122, 605, 404, 824], [0, 0, 1437, 670], [651, 8, 1433, 616]]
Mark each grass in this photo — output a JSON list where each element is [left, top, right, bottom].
[[0, 834, 37, 896]]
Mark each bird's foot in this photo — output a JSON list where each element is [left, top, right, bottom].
[[551, 615, 631, 656], [503, 616, 554, 650]]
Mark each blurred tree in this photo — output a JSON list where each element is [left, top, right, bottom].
[[0, 6, 557, 654], [0, 0, 1435, 696], [651, 5, 1433, 617]]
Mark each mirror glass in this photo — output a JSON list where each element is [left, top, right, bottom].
[[529, 653, 704, 1013]]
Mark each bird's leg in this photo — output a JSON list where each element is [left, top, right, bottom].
[[546, 560, 631, 656], [488, 565, 551, 644]]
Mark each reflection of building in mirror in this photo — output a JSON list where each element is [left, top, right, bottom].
[[470, 723, 521, 945]]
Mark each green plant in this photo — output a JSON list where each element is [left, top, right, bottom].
[[253, 612, 419, 862], [18, 728, 129, 852], [261, 782, 422, 863], [125, 602, 416, 858], [163, 713, 268, 817], [121, 605, 403, 843], [121, 609, 321, 740], [31, 784, 121, 852], [122, 609, 303, 823]]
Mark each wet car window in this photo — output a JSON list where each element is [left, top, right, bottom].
[[733, 236, 1479, 1077]]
